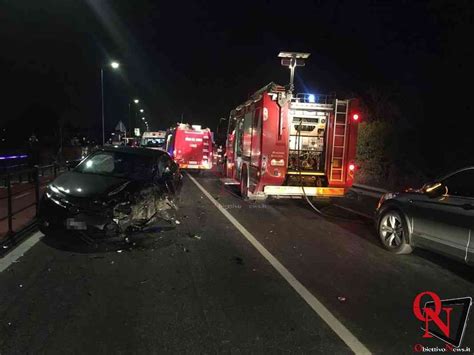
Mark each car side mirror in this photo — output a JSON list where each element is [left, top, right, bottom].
[[423, 182, 447, 198]]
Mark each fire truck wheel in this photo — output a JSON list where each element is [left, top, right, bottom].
[[240, 166, 249, 200], [377, 209, 413, 254]]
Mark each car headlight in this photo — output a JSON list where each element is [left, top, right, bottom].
[[48, 184, 60, 194]]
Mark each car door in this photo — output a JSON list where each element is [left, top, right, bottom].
[[410, 168, 474, 261]]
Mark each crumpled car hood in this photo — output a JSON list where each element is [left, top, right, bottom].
[[51, 172, 129, 198]]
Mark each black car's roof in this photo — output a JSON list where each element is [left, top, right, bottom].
[[99, 146, 169, 158]]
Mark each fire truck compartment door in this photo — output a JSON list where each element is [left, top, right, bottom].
[[263, 186, 345, 197]]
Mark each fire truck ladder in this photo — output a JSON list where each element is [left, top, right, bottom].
[[329, 99, 348, 183]]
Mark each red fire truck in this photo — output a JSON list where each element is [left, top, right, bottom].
[[223, 82, 360, 199], [166, 123, 214, 170]]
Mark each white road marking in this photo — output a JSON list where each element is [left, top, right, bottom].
[[13, 192, 31, 200], [186, 173, 371, 354], [0, 232, 43, 273]]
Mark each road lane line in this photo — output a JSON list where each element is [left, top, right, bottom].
[[186, 173, 371, 354], [0, 232, 43, 273], [13, 192, 31, 200]]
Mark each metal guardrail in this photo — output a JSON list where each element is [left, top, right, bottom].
[[0, 164, 66, 242]]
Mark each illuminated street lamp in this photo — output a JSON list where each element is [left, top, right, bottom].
[[134, 99, 139, 104], [140, 109, 144, 113], [141, 117, 145, 121], [101, 61, 120, 145]]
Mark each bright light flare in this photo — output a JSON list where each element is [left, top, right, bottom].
[[110, 61, 120, 69]]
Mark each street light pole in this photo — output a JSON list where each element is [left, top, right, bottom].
[[100, 61, 120, 146], [101, 68, 105, 145]]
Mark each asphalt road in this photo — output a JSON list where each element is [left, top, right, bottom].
[[1, 171, 473, 354]]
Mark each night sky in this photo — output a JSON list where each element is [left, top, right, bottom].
[[1, 0, 473, 170]]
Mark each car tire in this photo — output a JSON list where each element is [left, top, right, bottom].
[[377, 209, 413, 254]]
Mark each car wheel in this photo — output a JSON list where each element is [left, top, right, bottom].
[[240, 166, 249, 200], [378, 209, 413, 254]]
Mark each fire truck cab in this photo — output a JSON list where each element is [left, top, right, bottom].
[[223, 82, 360, 200], [166, 123, 213, 170]]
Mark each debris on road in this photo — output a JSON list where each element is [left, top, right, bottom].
[[2, 245, 8, 249], [187, 233, 201, 240], [110, 261, 115, 265], [175, 220, 181, 225], [19, 284, 23, 288], [117, 250, 123, 253], [338, 296, 346, 302], [140, 279, 149, 284], [234, 256, 244, 265]]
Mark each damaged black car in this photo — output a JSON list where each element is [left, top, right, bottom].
[[38, 147, 182, 242]]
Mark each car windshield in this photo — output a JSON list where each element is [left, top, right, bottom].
[[75, 151, 155, 180]]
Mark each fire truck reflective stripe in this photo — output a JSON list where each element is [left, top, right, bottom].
[[263, 186, 345, 197], [182, 165, 211, 170], [286, 171, 326, 176], [186, 173, 371, 355]]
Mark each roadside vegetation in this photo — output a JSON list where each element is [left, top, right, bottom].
[[355, 88, 427, 190]]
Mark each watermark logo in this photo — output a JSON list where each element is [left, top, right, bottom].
[[412, 291, 472, 349]]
